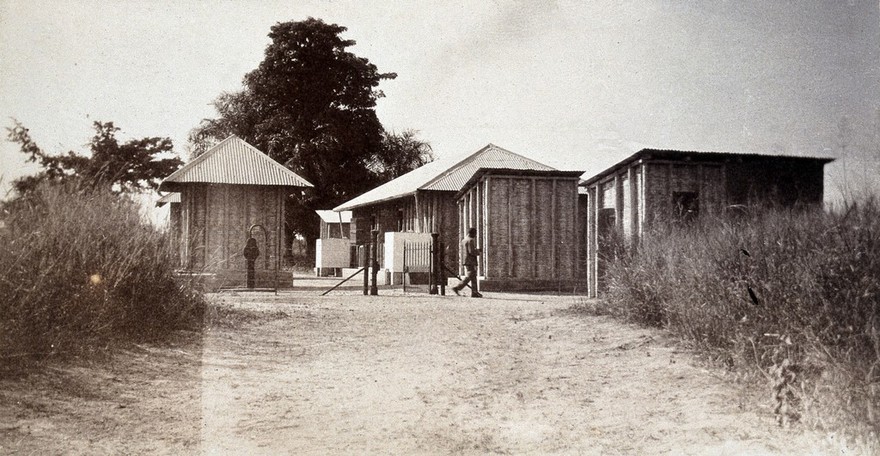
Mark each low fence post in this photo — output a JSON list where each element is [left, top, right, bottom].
[[370, 229, 379, 295], [429, 232, 439, 295], [427, 241, 434, 294], [439, 240, 446, 296], [362, 242, 369, 295]]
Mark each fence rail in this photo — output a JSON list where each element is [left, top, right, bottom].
[[403, 241, 432, 273], [402, 240, 433, 291]]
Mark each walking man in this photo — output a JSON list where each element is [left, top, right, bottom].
[[453, 227, 482, 298]]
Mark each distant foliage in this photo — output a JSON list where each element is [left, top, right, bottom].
[[6, 119, 183, 197], [0, 184, 204, 369], [602, 201, 880, 436], [373, 130, 433, 182], [188, 18, 433, 249]]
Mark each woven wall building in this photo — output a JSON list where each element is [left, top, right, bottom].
[[581, 149, 834, 297], [456, 168, 585, 291], [335, 144, 559, 279], [159, 136, 313, 290]]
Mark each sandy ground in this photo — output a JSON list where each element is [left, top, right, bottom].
[[0, 285, 859, 455]]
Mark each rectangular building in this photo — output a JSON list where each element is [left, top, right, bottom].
[[456, 168, 585, 291], [335, 144, 562, 282], [581, 149, 834, 297], [160, 136, 313, 290]]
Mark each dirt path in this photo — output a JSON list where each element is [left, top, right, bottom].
[[2, 291, 846, 455]]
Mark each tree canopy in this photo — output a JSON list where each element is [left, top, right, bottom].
[[189, 18, 433, 252], [6, 119, 182, 197]]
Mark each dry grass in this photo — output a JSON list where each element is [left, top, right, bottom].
[[601, 200, 880, 441], [0, 183, 205, 371]]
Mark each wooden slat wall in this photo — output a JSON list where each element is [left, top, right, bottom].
[[510, 178, 530, 278], [182, 183, 284, 275], [488, 177, 509, 278], [583, 159, 735, 296], [464, 174, 579, 283], [535, 179, 554, 279]]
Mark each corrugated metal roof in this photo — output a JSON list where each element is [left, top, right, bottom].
[[421, 144, 556, 191], [332, 159, 449, 211], [159, 136, 313, 191], [455, 168, 586, 200], [155, 192, 181, 207], [334, 144, 556, 211], [581, 148, 835, 186], [316, 210, 352, 223]]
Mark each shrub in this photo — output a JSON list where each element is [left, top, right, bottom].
[[0, 183, 204, 367], [603, 200, 880, 436]]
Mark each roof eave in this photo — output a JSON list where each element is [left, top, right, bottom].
[[334, 191, 418, 212], [580, 149, 836, 187], [455, 168, 585, 200], [158, 180, 182, 193], [158, 180, 311, 193]]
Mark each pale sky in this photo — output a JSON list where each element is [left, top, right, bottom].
[[2, 0, 879, 206]]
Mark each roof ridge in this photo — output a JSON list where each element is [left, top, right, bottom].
[[418, 144, 494, 189], [419, 143, 558, 190], [639, 148, 834, 161], [240, 138, 289, 170], [484, 143, 556, 170], [161, 135, 238, 182], [420, 143, 556, 188], [159, 135, 314, 189]]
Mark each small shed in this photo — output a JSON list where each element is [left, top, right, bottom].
[[456, 168, 585, 291], [314, 210, 353, 276], [580, 149, 834, 297], [316, 210, 352, 239], [159, 136, 313, 289]]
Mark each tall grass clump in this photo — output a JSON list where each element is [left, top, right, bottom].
[[604, 200, 880, 437], [0, 183, 204, 367]]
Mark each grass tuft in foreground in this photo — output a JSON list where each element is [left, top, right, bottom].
[[602, 200, 880, 438], [0, 183, 204, 370]]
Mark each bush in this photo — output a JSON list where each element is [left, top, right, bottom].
[[603, 200, 880, 436], [0, 184, 204, 367]]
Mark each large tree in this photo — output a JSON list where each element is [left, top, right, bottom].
[[189, 18, 433, 260], [6, 119, 182, 196], [373, 130, 433, 183]]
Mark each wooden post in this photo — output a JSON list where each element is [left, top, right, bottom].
[[414, 192, 422, 233], [363, 248, 369, 295], [628, 166, 637, 246], [483, 177, 491, 278], [429, 232, 439, 295], [507, 178, 513, 277], [370, 229, 379, 295], [439, 240, 446, 296], [593, 184, 600, 297], [667, 163, 674, 215], [551, 179, 557, 277], [531, 178, 537, 277], [573, 179, 580, 280], [640, 163, 649, 231]]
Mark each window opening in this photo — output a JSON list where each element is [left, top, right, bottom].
[[673, 192, 699, 223]]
